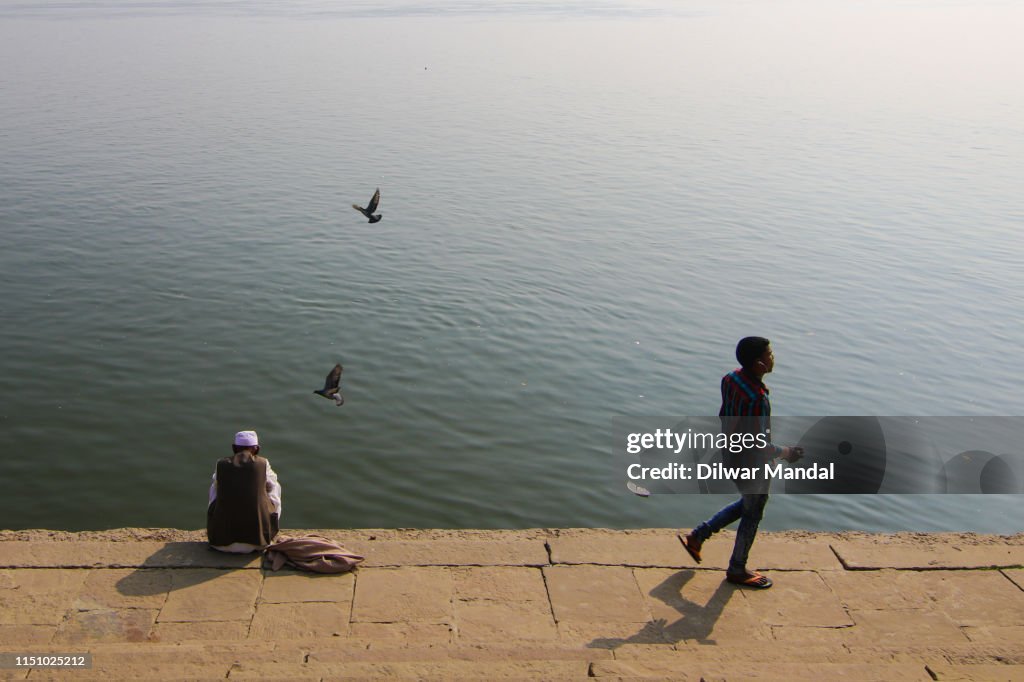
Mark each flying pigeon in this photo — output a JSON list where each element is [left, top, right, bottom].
[[352, 188, 382, 223], [313, 363, 344, 406]]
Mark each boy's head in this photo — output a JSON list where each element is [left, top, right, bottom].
[[736, 337, 772, 373]]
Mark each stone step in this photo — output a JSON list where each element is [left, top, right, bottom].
[[1, 642, 601, 680], [8, 641, 1024, 680], [13, 666, 230, 681], [6, 639, 1022, 667], [227, 659, 590, 679], [590, 659, 936, 680], [926, 663, 1024, 681], [14, 638, 964, 661], [620, 642, 1024, 666]]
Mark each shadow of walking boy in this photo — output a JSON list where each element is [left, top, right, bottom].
[[588, 569, 738, 649]]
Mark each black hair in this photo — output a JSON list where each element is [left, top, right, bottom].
[[736, 336, 770, 369], [231, 444, 259, 463]]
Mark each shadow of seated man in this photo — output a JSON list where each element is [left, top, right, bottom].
[[207, 430, 281, 553]]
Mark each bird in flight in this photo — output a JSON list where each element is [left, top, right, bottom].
[[352, 188, 382, 223], [313, 363, 344, 406]]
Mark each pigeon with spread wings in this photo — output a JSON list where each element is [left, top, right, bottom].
[[352, 188, 382, 223], [313, 363, 344, 406]]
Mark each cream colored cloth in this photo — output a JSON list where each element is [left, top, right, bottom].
[[211, 541, 264, 554], [264, 534, 364, 573]]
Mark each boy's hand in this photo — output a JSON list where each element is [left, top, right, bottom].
[[783, 446, 804, 463]]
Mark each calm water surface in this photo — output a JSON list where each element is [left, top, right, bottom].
[[1, 0, 1022, 532]]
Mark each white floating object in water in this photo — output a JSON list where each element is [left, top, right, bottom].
[[627, 481, 650, 497]]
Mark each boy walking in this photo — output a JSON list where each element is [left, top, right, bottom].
[[682, 337, 803, 589]]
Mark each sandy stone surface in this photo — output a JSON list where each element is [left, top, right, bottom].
[[0, 528, 1021, 680]]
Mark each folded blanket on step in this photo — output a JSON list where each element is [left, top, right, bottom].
[[264, 534, 364, 573]]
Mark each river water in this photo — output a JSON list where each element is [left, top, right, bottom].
[[1, 0, 1022, 532]]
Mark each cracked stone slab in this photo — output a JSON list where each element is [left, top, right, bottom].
[[555, 620, 674, 647], [821, 568, 936, 611], [310, 643, 610, 664], [544, 565, 649, 623], [773, 608, 968, 648], [962, 625, 1024, 647], [925, 663, 1024, 681], [830, 535, 1024, 570], [450, 568, 558, 643], [753, 610, 966, 647], [445, 644, 613, 662], [157, 569, 261, 622], [0, 542, 259, 569], [1003, 569, 1024, 592], [227, 659, 590, 680], [547, 531, 689, 567], [24, 662, 234, 681], [358, 539, 549, 567], [259, 569, 354, 604], [735, 570, 853, 627], [0, 642, 268, 679], [672, 531, 843, 571], [452, 566, 549, 603], [589, 659, 933, 680], [823, 570, 1024, 627], [454, 599, 558, 643], [50, 641, 308, 668], [0, 569, 88, 626], [349, 622, 453, 646], [632, 568, 773, 644], [350, 567, 453, 624], [53, 607, 158, 643], [73, 569, 172, 610], [149, 619, 250, 643], [673, 642, 887, 664], [0, 623, 58, 645], [309, 646, 453, 664], [0, 569, 88, 594], [249, 601, 351, 639], [1, 527, 1021, 679], [771, 626, 905, 652]]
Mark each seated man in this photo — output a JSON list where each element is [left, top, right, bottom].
[[207, 430, 282, 553]]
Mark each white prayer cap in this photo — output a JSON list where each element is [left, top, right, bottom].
[[233, 430, 259, 447]]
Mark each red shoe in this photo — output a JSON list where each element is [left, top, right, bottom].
[[682, 533, 703, 564]]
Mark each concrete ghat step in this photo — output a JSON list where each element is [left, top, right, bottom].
[[5, 640, 1022, 667], [15, 667, 231, 682], [926, 663, 1024, 681], [227, 660, 591, 679], [0, 644, 601, 681], [0, 642, 606, 668], [612, 643, 909, 664], [25, 677, 227, 682], [307, 643, 609, 663], [9, 646, 1024, 681], [0, 640, 895, 662], [1, 643, 305, 668], [590, 660, 936, 680], [620, 643, 1024, 666], [7, 658, 587, 681]]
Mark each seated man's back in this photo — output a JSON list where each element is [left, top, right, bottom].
[[207, 430, 281, 552]]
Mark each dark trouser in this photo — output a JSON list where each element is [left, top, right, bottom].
[[692, 494, 769, 574]]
